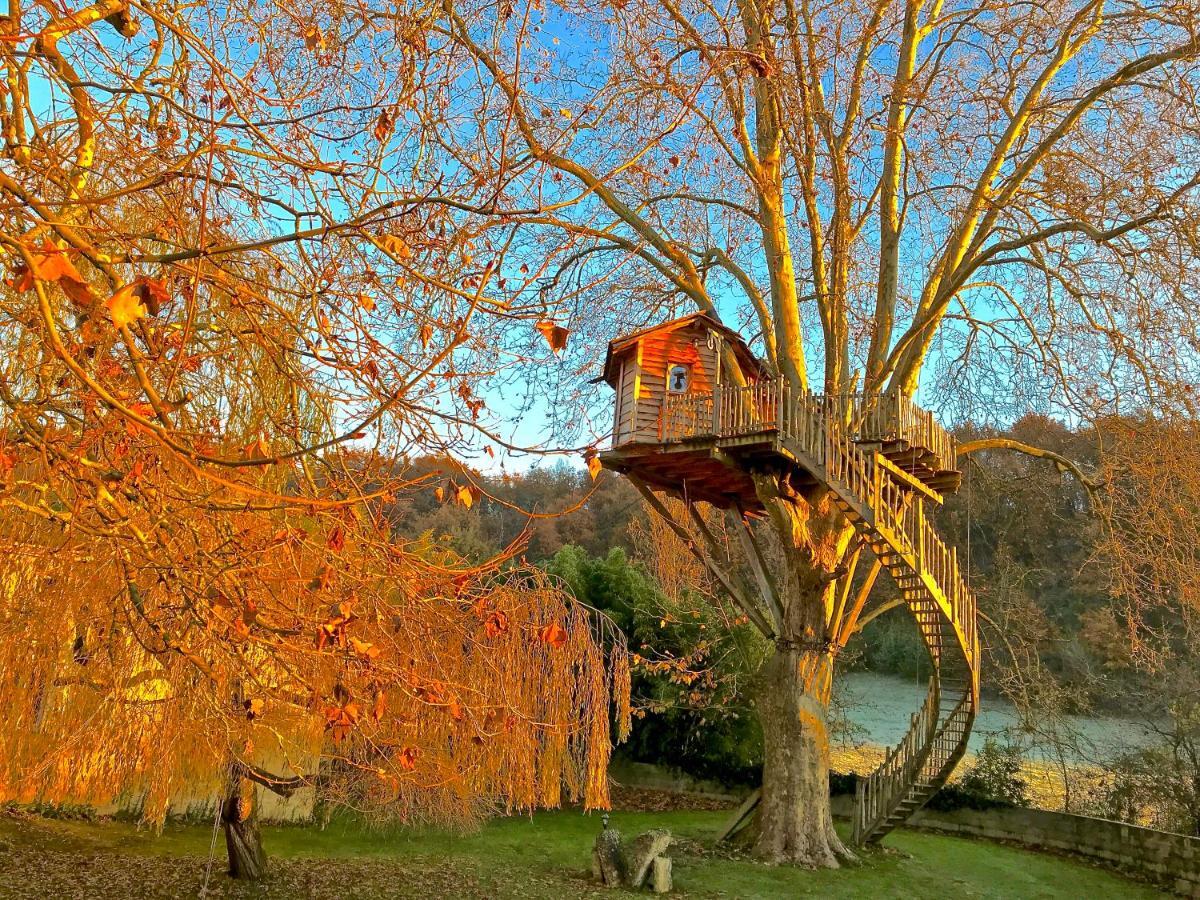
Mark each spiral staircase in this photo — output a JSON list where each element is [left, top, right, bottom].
[[769, 394, 980, 844], [623, 382, 981, 844]]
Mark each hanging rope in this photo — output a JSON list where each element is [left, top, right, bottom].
[[965, 457, 972, 588]]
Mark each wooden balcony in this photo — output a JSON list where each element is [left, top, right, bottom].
[[653, 380, 961, 493]]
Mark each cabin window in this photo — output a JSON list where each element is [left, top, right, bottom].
[[668, 364, 690, 394]]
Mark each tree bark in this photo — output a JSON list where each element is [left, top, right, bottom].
[[222, 770, 267, 881], [746, 482, 857, 867], [751, 643, 853, 866]]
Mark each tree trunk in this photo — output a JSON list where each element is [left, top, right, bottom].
[[222, 771, 267, 880], [747, 481, 857, 867], [752, 643, 853, 866]]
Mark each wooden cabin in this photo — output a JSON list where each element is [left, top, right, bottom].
[[597, 313, 962, 509], [599, 312, 766, 447]]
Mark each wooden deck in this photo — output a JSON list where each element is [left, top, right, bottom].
[[600, 382, 961, 510]]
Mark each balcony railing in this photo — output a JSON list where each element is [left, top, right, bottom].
[[658, 379, 958, 473]]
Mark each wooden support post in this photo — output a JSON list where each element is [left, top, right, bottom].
[[715, 788, 761, 844], [626, 476, 775, 640], [727, 505, 786, 633], [685, 502, 777, 636]]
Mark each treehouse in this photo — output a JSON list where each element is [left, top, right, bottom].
[[599, 314, 979, 847], [598, 313, 962, 513]]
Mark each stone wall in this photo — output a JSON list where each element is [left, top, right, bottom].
[[829, 794, 1200, 896]]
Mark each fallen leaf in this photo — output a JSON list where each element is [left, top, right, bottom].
[[326, 526, 345, 553], [350, 637, 381, 660]]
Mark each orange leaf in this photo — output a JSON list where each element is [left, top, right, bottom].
[[373, 109, 395, 144], [106, 283, 148, 328], [132, 277, 168, 315], [326, 526, 346, 553], [535, 320, 569, 354], [242, 435, 271, 460], [11, 245, 95, 307], [456, 484, 475, 509], [380, 234, 411, 259], [244, 698, 264, 720], [434, 485, 446, 503], [310, 565, 335, 592], [484, 610, 509, 638], [397, 746, 419, 771], [585, 452, 602, 481], [350, 636, 381, 660], [418, 323, 433, 350], [537, 623, 568, 648], [357, 293, 376, 312]]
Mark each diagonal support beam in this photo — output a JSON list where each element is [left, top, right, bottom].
[[626, 475, 776, 640], [837, 558, 883, 647], [726, 505, 786, 634], [686, 502, 778, 634]]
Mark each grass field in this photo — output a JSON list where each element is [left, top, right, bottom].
[[0, 807, 1165, 899]]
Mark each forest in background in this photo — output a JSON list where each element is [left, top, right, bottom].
[[382, 415, 1168, 765]]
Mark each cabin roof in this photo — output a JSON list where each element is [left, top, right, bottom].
[[598, 312, 766, 386]]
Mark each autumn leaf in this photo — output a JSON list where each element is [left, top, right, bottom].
[[133, 277, 169, 315], [434, 485, 446, 503], [585, 451, 602, 481], [10, 244, 95, 307], [243, 698, 264, 720], [535, 320, 569, 354], [303, 25, 324, 51], [373, 109, 395, 144], [456, 484, 476, 509], [418, 323, 433, 349], [484, 610, 509, 638], [106, 284, 147, 329], [380, 234, 411, 260], [309, 564, 335, 592], [536, 623, 568, 648], [397, 746, 419, 771], [357, 293, 376, 312], [326, 526, 345, 553], [350, 637, 381, 660], [242, 435, 271, 460]]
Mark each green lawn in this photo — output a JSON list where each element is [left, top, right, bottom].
[[0, 809, 1165, 898]]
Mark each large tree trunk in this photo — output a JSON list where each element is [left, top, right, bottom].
[[748, 482, 857, 867], [752, 643, 853, 866], [222, 770, 267, 880]]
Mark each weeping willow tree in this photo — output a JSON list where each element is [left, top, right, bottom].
[[0, 0, 630, 880]]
